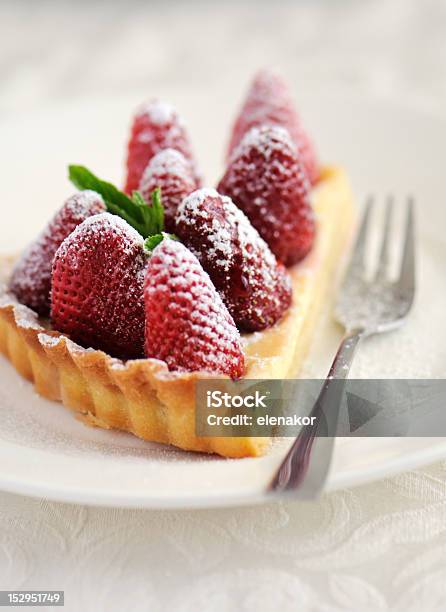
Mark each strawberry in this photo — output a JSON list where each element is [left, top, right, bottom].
[[9, 191, 105, 316], [51, 213, 147, 359], [139, 149, 196, 232], [175, 188, 292, 331], [218, 125, 315, 267], [144, 239, 245, 378], [124, 100, 200, 194], [227, 69, 319, 185]]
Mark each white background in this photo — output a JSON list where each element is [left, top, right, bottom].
[[1, 1, 446, 610]]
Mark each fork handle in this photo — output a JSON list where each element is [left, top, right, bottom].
[[327, 328, 363, 379], [269, 329, 363, 494]]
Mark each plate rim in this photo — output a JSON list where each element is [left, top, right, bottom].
[[1, 437, 446, 509], [1, 91, 445, 509]]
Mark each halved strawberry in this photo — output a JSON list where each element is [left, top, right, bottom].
[[218, 125, 315, 267], [139, 149, 196, 232], [144, 238, 245, 378], [51, 213, 147, 359], [227, 69, 319, 185], [175, 188, 292, 331], [124, 100, 200, 194], [9, 191, 105, 315]]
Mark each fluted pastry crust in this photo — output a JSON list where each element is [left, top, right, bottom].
[[0, 166, 353, 457]]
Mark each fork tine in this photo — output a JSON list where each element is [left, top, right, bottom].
[[375, 196, 393, 281], [397, 197, 416, 296], [343, 196, 373, 281]]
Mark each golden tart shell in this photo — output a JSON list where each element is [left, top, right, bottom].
[[0, 166, 354, 458]]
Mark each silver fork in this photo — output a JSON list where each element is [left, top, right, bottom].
[[269, 196, 416, 497]]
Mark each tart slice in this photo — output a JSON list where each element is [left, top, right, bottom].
[[0, 165, 353, 458], [0, 74, 354, 458]]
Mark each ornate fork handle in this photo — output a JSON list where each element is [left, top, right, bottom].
[[269, 329, 363, 494]]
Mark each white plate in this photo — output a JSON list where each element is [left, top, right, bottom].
[[1, 90, 445, 508]]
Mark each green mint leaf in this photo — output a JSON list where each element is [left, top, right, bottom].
[[144, 233, 165, 252], [150, 187, 165, 235], [131, 191, 147, 207], [69, 165, 143, 227], [131, 188, 164, 236], [143, 232, 179, 253], [68, 165, 165, 238]]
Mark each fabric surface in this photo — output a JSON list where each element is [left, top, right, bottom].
[[1, 461, 446, 611], [1, 1, 446, 610]]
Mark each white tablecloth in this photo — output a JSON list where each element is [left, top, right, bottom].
[[2, 462, 446, 611], [1, 1, 446, 610]]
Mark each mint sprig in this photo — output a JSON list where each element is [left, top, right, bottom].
[[143, 232, 178, 253], [68, 165, 164, 238], [144, 234, 165, 251]]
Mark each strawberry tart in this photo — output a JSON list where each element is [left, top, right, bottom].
[[0, 70, 353, 458]]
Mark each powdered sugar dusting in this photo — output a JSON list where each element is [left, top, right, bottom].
[[231, 124, 295, 163], [8, 191, 106, 316], [218, 123, 314, 266], [125, 99, 199, 194], [138, 148, 197, 232], [179, 187, 220, 207], [136, 100, 179, 126], [38, 332, 62, 348], [178, 188, 275, 271], [51, 212, 147, 359], [66, 190, 105, 212], [227, 69, 319, 184], [177, 189, 233, 267], [176, 188, 292, 331], [144, 239, 245, 378], [247, 69, 292, 100], [56, 213, 143, 261], [141, 148, 192, 182]]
